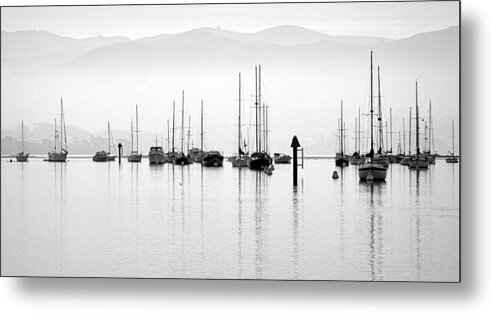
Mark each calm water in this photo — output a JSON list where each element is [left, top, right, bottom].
[[1, 158, 459, 281]]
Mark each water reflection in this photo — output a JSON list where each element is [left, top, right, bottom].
[[1, 158, 459, 281], [237, 168, 244, 278], [254, 171, 269, 279], [291, 184, 303, 279], [53, 163, 67, 274]]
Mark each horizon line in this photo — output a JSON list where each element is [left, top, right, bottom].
[[0, 24, 459, 41]]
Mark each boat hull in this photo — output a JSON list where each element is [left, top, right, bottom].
[[232, 157, 249, 168], [426, 155, 436, 164], [358, 164, 387, 181], [106, 155, 116, 161], [374, 157, 389, 168], [400, 157, 411, 165], [127, 152, 142, 162], [408, 157, 429, 169], [16, 153, 29, 162], [446, 157, 459, 163], [202, 154, 224, 167], [335, 154, 350, 167], [149, 153, 166, 164], [248, 152, 271, 170], [274, 154, 292, 164], [93, 151, 109, 162], [350, 156, 366, 165], [46, 152, 67, 162], [174, 155, 192, 165]]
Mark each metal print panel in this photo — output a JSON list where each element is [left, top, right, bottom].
[[0, 1, 460, 281]]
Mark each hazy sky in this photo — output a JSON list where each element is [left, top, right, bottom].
[[1, 1, 459, 39]]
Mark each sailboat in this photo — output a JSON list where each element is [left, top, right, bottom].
[[350, 107, 366, 165], [127, 105, 142, 162], [16, 120, 29, 162], [409, 81, 429, 169], [46, 98, 68, 162], [400, 108, 412, 166], [93, 122, 116, 162], [373, 66, 389, 168], [166, 101, 178, 163], [335, 100, 350, 167], [423, 100, 436, 164], [199, 101, 224, 167], [248, 65, 272, 170], [359, 51, 387, 181], [446, 119, 459, 163], [385, 108, 398, 163], [191, 100, 206, 163], [232, 72, 249, 167], [174, 91, 192, 165], [106, 123, 117, 161]]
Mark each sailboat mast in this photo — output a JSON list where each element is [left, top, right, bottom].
[[187, 115, 191, 153], [258, 65, 262, 152], [255, 66, 258, 152], [354, 117, 357, 153], [172, 101, 175, 154], [265, 103, 269, 153], [135, 105, 139, 153], [429, 100, 434, 153], [390, 107, 393, 153], [415, 81, 420, 156], [340, 100, 343, 155], [238, 72, 242, 156], [167, 119, 170, 153], [377, 66, 383, 153], [358, 107, 361, 154], [181, 91, 185, 154], [130, 119, 134, 151], [403, 118, 406, 155], [201, 100, 204, 152], [54, 118, 57, 152], [424, 121, 429, 153], [370, 51, 374, 157], [60, 98, 63, 153], [385, 121, 388, 153], [21, 120, 24, 153], [108, 121, 111, 153], [452, 119, 455, 156], [409, 107, 412, 155]]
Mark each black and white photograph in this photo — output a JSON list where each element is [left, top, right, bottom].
[[1, 0, 460, 282]]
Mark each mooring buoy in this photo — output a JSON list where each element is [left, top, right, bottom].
[[332, 171, 339, 179]]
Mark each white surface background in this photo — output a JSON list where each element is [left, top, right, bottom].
[[0, 0, 489, 313]]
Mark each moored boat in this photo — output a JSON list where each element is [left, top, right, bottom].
[[408, 81, 429, 170], [174, 91, 191, 165], [248, 65, 272, 171], [232, 72, 250, 168], [127, 105, 142, 162], [202, 151, 224, 167], [93, 121, 116, 162], [46, 98, 68, 162], [359, 51, 387, 181], [232, 155, 249, 167], [248, 152, 271, 170], [149, 146, 166, 164], [273, 153, 292, 164], [335, 100, 350, 167], [93, 151, 109, 162], [16, 120, 29, 162], [446, 119, 459, 163]]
